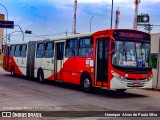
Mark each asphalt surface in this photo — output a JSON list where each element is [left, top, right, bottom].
[[0, 67, 160, 120]]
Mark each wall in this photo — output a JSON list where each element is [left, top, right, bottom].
[[151, 33, 160, 89]]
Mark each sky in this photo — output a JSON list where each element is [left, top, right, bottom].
[[0, 0, 160, 42]]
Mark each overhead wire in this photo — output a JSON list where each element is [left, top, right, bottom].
[[3, 31, 73, 43]]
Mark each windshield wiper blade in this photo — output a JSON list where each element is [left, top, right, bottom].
[[123, 44, 127, 61]]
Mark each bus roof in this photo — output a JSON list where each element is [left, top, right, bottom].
[[5, 29, 150, 45], [50, 32, 94, 41], [6, 32, 95, 45]]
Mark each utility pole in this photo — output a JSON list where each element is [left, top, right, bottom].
[[90, 16, 94, 32], [110, 0, 114, 29], [73, 0, 77, 34], [115, 7, 120, 29], [133, 0, 141, 30]]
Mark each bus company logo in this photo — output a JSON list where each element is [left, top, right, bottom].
[[2, 112, 11, 117]]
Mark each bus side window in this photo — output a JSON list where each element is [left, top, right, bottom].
[[65, 38, 78, 57], [57, 43, 64, 60], [45, 42, 54, 58], [10, 45, 15, 56], [36, 43, 45, 58], [15, 45, 21, 57], [20, 44, 27, 57], [79, 37, 93, 57]]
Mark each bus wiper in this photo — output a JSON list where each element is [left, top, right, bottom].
[[123, 43, 127, 61], [125, 69, 137, 72]]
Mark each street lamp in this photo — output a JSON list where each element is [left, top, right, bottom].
[[25, 30, 32, 34], [0, 4, 8, 43], [6, 29, 32, 43], [90, 16, 94, 32], [8, 31, 23, 43], [14, 25, 25, 41]]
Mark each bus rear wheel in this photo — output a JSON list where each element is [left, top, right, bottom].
[[38, 69, 45, 83], [81, 74, 92, 93], [11, 67, 15, 77]]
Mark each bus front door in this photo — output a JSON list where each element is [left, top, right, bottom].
[[96, 38, 109, 87], [54, 42, 64, 80]]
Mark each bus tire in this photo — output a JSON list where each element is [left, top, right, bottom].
[[11, 67, 15, 77], [38, 69, 45, 83], [81, 74, 92, 93], [116, 89, 127, 93]]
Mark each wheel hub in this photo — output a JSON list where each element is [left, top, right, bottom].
[[84, 79, 90, 88]]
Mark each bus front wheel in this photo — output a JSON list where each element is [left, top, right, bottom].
[[81, 74, 92, 93]]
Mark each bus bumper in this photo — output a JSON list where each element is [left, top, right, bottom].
[[110, 77, 152, 89]]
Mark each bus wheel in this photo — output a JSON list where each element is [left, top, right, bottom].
[[116, 89, 127, 93], [38, 69, 45, 83], [11, 67, 15, 77], [81, 75, 92, 93]]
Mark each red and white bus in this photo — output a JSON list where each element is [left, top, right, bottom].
[[2, 29, 152, 92]]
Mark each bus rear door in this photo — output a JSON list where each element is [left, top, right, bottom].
[[54, 42, 64, 80]]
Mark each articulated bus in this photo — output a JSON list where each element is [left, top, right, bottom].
[[2, 29, 152, 92]]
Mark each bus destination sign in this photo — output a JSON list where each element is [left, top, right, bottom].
[[114, 31, 150, 40]]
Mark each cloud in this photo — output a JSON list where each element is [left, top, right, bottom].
[[77, 0, 126, 4], [78, 0, 160, 4], [143, 0, 160, 3], [3, 0, 159, 38], [48, 0, 160, 5], [48, 0, 127, 4]]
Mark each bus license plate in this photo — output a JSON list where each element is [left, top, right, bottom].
[[132, 82, 140, 86]]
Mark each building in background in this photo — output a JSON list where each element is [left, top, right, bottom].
[[0, 14, 5, 53], [151, 33, 160, 89]]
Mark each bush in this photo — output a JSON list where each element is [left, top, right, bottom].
[[0, 55, 2, 67]]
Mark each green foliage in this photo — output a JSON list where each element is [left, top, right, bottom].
[[151, 53, 158, 69], [0, 55, 2, 67]]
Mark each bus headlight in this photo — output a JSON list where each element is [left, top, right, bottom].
[[147, 74, 153, 81], [111, 71, 117, 77], [111, 71, 126, 81]]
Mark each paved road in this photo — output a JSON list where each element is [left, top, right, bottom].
[[0, 68, 160, 120]]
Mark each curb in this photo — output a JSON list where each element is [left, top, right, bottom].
[[146, 88, 160, 92]]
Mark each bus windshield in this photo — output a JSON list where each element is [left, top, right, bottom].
[[112, 40, 150, 68]]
